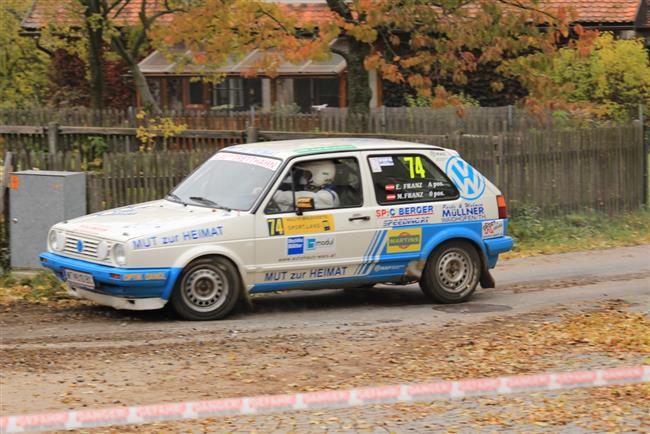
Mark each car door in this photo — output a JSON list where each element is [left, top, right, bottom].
[[362, 150, 460, 279], [251, 152, 378, 291]]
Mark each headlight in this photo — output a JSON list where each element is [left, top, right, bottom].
[[112, 243, 127, 266], [97, 241, 109, 260], [48, 230, 65, 251]]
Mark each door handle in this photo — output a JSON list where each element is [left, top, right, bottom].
[[349, 215, 371, 221]]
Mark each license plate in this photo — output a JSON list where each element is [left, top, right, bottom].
[[65, 269, 95, 289]]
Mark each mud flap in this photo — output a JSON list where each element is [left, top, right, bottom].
[[478, 250, 495, 289], [480, 269, 495, 288]]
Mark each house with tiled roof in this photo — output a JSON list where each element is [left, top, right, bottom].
[[21, 0, 650, 111]]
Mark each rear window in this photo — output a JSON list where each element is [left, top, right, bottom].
[[368, 154, 458, 205]]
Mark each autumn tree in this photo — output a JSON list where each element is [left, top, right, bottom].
[[0, 0, 49, 109], [37, 0, 188, 112], [158, 0, 596, 112], [547, 33, 650, 120]]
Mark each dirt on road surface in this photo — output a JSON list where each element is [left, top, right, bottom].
[[1, 245, 649, 433]]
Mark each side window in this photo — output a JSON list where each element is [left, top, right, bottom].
[[265, 157, 363, 214], [368, 154, 458, 205]]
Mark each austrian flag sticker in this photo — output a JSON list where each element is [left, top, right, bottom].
[[386, 194, 396, 201], [385, 184, 396, 191]]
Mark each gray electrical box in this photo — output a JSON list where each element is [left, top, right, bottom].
[[10, 171, 86, 269]]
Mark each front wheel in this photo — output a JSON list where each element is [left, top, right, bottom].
[[420, 240, 480, 303], [171, 257, 241, 320]]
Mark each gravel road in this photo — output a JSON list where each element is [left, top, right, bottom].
[[1, 245, 648, 433]]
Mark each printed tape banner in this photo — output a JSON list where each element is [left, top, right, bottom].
[[1, 366, 647, 433]]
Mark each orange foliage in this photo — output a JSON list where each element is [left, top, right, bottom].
[[153, 0, 598, 110]]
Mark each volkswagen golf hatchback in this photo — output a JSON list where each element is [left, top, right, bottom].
[[41, 139, 513, 320]]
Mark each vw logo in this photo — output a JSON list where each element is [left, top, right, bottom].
[[445, 156, 486, 200], [76, 240, 84, 253]]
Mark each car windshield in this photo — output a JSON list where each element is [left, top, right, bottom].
[[169, 152, 282, 211]]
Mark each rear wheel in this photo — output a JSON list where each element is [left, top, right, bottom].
[[171, 257, 241, 320], [420, 240, 480, 303]]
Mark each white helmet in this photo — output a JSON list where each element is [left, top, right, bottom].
[[300, 161, 336, 187]]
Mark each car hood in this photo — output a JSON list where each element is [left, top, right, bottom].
[[55, 200, 244, 242]]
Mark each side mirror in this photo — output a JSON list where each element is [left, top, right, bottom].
[[296, 197, 315, 214]]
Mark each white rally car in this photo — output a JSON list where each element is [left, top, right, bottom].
[[41, 139, 513, 320]]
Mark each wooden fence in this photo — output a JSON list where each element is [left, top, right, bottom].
[[0, 125, 244, 159], [5, 122, 645, 216], [0, 106, 582, 135]]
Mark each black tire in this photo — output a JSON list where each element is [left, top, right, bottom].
[[171, 257, 242, 320], [420, 240, 480, 303]]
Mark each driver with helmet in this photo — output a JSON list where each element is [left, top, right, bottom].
[[273, 160, 340, 211]]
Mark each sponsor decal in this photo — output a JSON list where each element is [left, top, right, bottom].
[[482, 219, 504, 239], [377, 205, 435, 227], [211, 152, 281, 170], [124, 272, 167, 282], [445, 156, 486, 200], [287, 236, 305, 255], [263, 266, 349, 282], [131, 226, 223, 250], [375, 156, 394, 166], [281, 234, 337, 260], [386, 228, 422, 254], [267, 214, 335, 237], [369, 157, 393, 173], [306, 236, 335, 252], [383, 217, 431, 227], [376, 205, 435, 219], [441, 203, 486, 223], [372, 264, 405, 273]]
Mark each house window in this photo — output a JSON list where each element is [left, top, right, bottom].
[[189, 81, 204, 105], [213, 78, 243, 109], [166, 78, 183, 109], [294, 78, 340, 112], [146, 78, 161, 106], [212, 78, 262, 110]]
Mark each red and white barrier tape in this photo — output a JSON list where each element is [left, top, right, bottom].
[[2, 366, 648, 433]]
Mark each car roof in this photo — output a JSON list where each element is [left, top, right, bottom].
[[225, 138, 448, 160]]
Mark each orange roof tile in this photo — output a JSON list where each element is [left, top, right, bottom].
[[21, 0, 646, 30], [543, 0, 641, 23], [21, 0, 174, 30]]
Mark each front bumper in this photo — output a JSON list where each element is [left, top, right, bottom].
[[40, 252, 182, 308]]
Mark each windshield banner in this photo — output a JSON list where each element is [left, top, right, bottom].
[[211, 152, 281, 171]]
